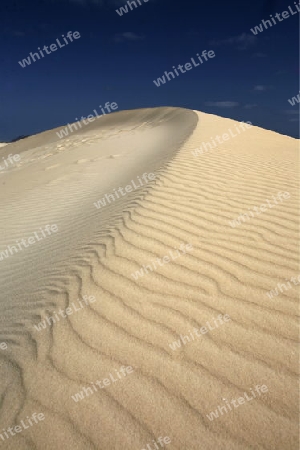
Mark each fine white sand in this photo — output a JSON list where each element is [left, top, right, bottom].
[[0, 107, 298, 450]]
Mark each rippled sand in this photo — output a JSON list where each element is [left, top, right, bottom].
[[0, 108, 298, 449]]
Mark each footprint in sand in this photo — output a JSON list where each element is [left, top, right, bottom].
[[45, 164, 60, 170], [92, 157, 104, 162], [47, 174, 70, 185]]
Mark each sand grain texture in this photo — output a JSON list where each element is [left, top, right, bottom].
[[0, 108, 299, 450]]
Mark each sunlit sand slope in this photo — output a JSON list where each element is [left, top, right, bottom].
[[0, 108, 298, 450]]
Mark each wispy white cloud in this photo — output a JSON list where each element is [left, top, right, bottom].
[[67, 0, 103, 4], [204, 101, 239, 108], [3, 28, 26, 37], [284, 109, 299, 115], [114, 32, 144, 42], [58, 0, 125, 6], [253, 85, 272, 92], [210, 33, 257, 50], [253, 85, 266, 91], [11, 30, 26, 37]]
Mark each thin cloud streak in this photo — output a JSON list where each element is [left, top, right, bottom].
[[210, 33, 257, 50], [204, 101, 240, 108], [114, 32, 145, 42]]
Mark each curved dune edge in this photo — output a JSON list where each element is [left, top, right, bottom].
[[0, 108, 299, 450]]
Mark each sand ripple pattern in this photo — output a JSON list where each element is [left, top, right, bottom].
[[0, 109, 298, 450]]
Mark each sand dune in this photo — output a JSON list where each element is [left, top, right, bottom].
[[0, 107, 298, 450]]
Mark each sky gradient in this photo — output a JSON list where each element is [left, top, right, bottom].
[[0, 0, 299, 141]]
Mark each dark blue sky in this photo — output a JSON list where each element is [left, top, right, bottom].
[[0, 0, 299, 141]]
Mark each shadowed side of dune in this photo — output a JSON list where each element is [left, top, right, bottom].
[[0, 107, 198, 158]]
